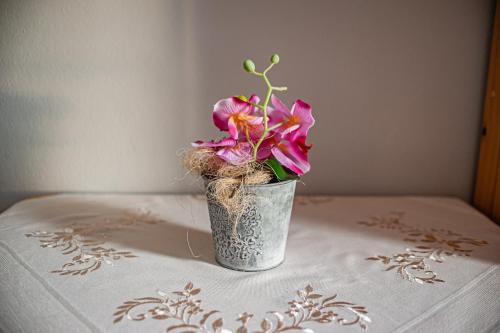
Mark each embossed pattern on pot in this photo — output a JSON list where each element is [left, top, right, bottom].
[[206, 180, 296, 271]]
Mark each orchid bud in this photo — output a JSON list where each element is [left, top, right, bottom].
[[270, 54, 280, 64], [243, 59, 256, 73]]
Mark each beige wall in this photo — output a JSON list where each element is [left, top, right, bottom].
[[0, 0, 494, 210]]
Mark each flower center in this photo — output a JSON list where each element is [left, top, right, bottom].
[[231, 112, 257, 130], [284, 114, 300, 129]]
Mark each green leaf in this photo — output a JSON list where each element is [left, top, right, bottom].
[[264, 158, 298, 181]]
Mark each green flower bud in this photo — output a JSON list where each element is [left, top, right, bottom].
[[270, 54, 280, 64], [243, 59, 256, 73]]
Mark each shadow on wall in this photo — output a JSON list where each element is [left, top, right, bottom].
[[0, 93, 69, 211], [0, 0, 194, 212]]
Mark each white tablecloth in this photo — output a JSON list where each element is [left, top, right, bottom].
[[0, 194, 499, 333]]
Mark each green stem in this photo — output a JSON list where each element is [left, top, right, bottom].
[[245, 127, 255, 149], [252, 73, 278, 160], [263, 62, 275, 75], [247, 101, 265, 110], [246, 62, 287, 161], [272, 86, 288, 91]]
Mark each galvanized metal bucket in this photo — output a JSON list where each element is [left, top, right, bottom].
[[206, 179, 296, 271]]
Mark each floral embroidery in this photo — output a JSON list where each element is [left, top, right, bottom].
[[113, 282, 371, 332], [359, 212, 488, 284], [25, 209, 162, 275]]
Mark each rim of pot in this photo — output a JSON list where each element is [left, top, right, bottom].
[[242, 179, 297, 188]]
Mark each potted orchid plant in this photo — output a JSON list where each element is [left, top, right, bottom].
[[185, 54, 314, 271]]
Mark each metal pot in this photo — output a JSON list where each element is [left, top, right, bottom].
[[206, 179, 296, 271]]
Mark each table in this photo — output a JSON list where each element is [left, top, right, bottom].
[[0, 194, 499, 332]]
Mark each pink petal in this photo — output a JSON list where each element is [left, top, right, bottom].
[[280, 123, 300, 135], [216, 142, 252, 165], [191, 137, 236, 148], [249, 94, 260, 105], [247, 116, 264, 126], [246, 123, 265, 141], [212, 97, 251, 131], [271, 94, 289, 113], [249, 94, 264, 117], [227, 117, 239, 139], [268, 94, 292, 133], [268, 111, 287, 132], [290, 99, 315, 138], [271, 140, 311, 175], [255, 137, 275, 160]]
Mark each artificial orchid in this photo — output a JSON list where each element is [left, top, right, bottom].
[[212, 95, 263, 140], [192, 54, 315, 178]]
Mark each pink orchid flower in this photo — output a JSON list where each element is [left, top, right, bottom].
[[192, 137, 252, 166], [216, 142, 253, 165], [212, 95, 263, 140], [269, 95, 315, 139], [258, 133, 312, 175]]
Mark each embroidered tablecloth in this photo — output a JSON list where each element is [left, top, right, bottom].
[[0, 194, 499, 333]]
